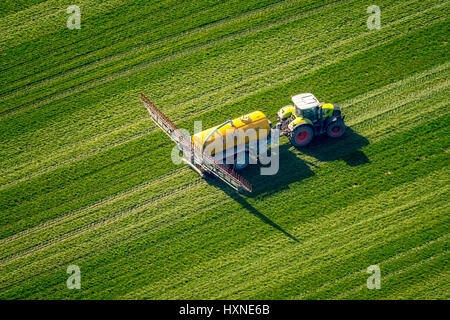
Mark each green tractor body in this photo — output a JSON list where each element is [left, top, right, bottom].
[[276, 93, 346, 147]]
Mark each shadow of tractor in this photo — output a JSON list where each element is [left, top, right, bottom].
[[297, 127, 370, 166], [205, 173, 299, 242]]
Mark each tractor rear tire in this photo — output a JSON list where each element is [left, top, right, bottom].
[[290, 125, 314, 148], [326, 121, 346, 138]]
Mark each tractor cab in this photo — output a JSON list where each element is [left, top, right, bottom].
[[292, 93, 321, 122]]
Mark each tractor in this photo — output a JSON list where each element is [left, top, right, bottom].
[[276, 93, 346, 147]]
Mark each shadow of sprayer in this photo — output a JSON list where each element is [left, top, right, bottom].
[[204, 127, 369, 242], [298, 127, 370, 166]]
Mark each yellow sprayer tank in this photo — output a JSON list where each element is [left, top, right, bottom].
[[192, 110, 271, 155]]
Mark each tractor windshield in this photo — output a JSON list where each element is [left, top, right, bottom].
[[300, 107, 316, 121]]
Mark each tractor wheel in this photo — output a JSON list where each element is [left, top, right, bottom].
[[326, 121, 346, 138], [290, 125, 314, 148], [233, 151, 250, 171]]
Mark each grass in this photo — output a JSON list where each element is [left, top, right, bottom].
[[0, 0, 448, 299]]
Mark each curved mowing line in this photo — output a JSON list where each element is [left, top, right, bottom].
[[1, 97, 445, 267], [0, 183, 223, 289], [0, 167, 188, 247], [0, 0, 323, 95], [335, 250, 449, 299], [122, 189, 446, 299], [294, 234, 449, 299], [0, 6, 442, 189], [107, 169, 450, 298]]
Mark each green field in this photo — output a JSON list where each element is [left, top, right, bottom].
[[0, 0, 449, 299]]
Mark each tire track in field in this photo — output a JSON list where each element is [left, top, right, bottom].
[[0, 0, 379, 184], [0, 168, 194, 258], [0, 1, 442, 250], [19, 166, 449, 298], [389, 269, 450, 299], [0, 0, 360, 174], [0, 177, 203, 266], [0, 0, 416, 122], [118, 218, 447, 298], [3, 55, 446, 193], [0, 0, 430, 165], [341, 62, 450, 108], [0, 0, 248, 93], [294, 234, 449, 299], [348, 80, 450, 128], [1, 80, 445, 254], [0, 0, 153, 51], [0, 0, 331, 97], [0, 88, 445, 255], [91, 165, 449, 298], [194, 194, 449, 299], [7, 0, 428, 121], [0, 0, 207, 70], [0, 178, 209, 279], [0, 3, 441, 189], [1, 56, 446, 254], [121, 175, 448, 298], [0, 1, 446, 300]]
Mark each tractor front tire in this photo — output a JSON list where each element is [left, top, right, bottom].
[[290, 125, 314, 148], [326, 121, 346, 138]]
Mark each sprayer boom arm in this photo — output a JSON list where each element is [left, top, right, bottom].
[[140, 93, 252, 193]]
